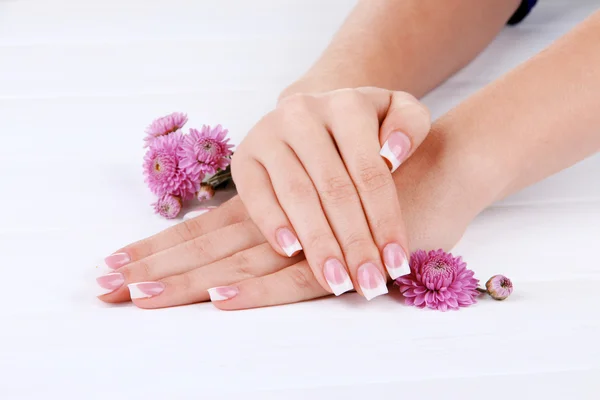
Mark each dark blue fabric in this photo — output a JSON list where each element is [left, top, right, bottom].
[[508, 0, 538, 25]]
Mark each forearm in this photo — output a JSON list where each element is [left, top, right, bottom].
[[282, 0, 521, 98], [420, 10, 600, 214]]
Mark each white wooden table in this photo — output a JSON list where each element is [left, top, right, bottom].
[[1, 1, 599, 398]]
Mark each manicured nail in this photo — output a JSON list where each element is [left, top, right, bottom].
[[380, 131, 412, 172], [183, 207, 217, 220], [357, 263, 388, 300], [96, 272, 124, 296], [276, 227, 302, 257], [99, 252, 130, 270], [128, 282, 165, 299], [207, 286, 239, 301], [383, 243, 410, 279], [323, 258, 353, 296]]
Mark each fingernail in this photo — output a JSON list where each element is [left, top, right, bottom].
[[357, 263, 388, 300], [380, 131, 411, 172], [99, 252, 130, 270], [96, 272, 124, 295], [276, 227, 302, 257], [383, 243, 410, 279], [128, 282, 165, 299], [183, 207, 217, 220], [207, 286, 239, 301], [323, 258, 353, 296]]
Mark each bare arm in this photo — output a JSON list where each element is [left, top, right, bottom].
[[399, 10, 600, 238], [282, 0, 522, 98]]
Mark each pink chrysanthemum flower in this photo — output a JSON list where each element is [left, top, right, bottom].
[[152, 194, 182, 219], [143, 132, 199, 200], [395, 249, 479, 311], [144, 112, 188, 147], [197, 183, 215, 202], [179, 125, 234, 178], [485, 275, 513, 301]]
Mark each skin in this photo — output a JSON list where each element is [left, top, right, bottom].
[[98, 6, 600, 309], [233, 88, 431, 298], [222, 0, 523, 298]]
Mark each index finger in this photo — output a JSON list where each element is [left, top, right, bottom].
[[100, 196, 249, 269]]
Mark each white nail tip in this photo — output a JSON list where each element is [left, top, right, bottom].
[[385, 258, 410, 280], [207, 287, 237, 301], [380, 141, 401, 172], [127, 283, 153, 299], [328, 277, 354, 296], [183, 208, 214, 220], [282, 240, 303, 257], [95, 258, 111, 270], [361, 283, 389, 301], [97, 286, 117, 296]]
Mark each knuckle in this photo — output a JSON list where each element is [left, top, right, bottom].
[[370, 213, 398, 233], [278, 93, 312, 112], [286, 179, 316, 202], [288, 266, 314, 291], [221, 200, 250, 225], [173, 220, 197, 242], [277, 94, 314, 125], [318, 175, 357, 203], [341, 232, 374, 255], [124, 259, 153, 281], [234, 251, 256, 279], [185, 235, 214, 260], [355, 160, 393, 193], [177, 273, 193, 294], [329, 90, 368, 113]]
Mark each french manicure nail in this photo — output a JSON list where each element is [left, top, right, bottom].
[[207, 286, 239, 301], [323, 258, 354, 296], [357, 263, 388, 300], [380, 131, 412, 172], [183, 207, 217, 220], [99, 252, 130, 270], [128, 282, 165, 299], [276, 228, 302, 257], [383, 243, 410, 279], [96, 272, 125, 295]]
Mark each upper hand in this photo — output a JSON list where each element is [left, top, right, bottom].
[[231, 87, 431, 299]]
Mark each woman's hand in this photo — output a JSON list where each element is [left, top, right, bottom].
[[97, 196, 320, 307], [231, 87, 430, 300]]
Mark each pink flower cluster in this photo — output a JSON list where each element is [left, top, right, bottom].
[[143, 112, 233, 219]]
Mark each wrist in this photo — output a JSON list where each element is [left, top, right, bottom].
[[393, 120, 506, 226], [426, 115, 514, 211]]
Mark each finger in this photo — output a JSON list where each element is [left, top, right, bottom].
[[324, 89, 410, 283], [368, 89, 431, 172], [276, 98, 388, 298], [209, 260, 330, 310], [126, 243, 302, 309], [231, 152, 302, 259], [97, 219, 265, 303], [251, 133, 349, 297], [98, 196, 249, 270]]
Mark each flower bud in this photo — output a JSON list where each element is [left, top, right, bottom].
[[197, 183, 215, 202], [485, 275, 513, 301]]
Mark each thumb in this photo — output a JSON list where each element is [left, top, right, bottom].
[[377, 91, 431, 172]]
